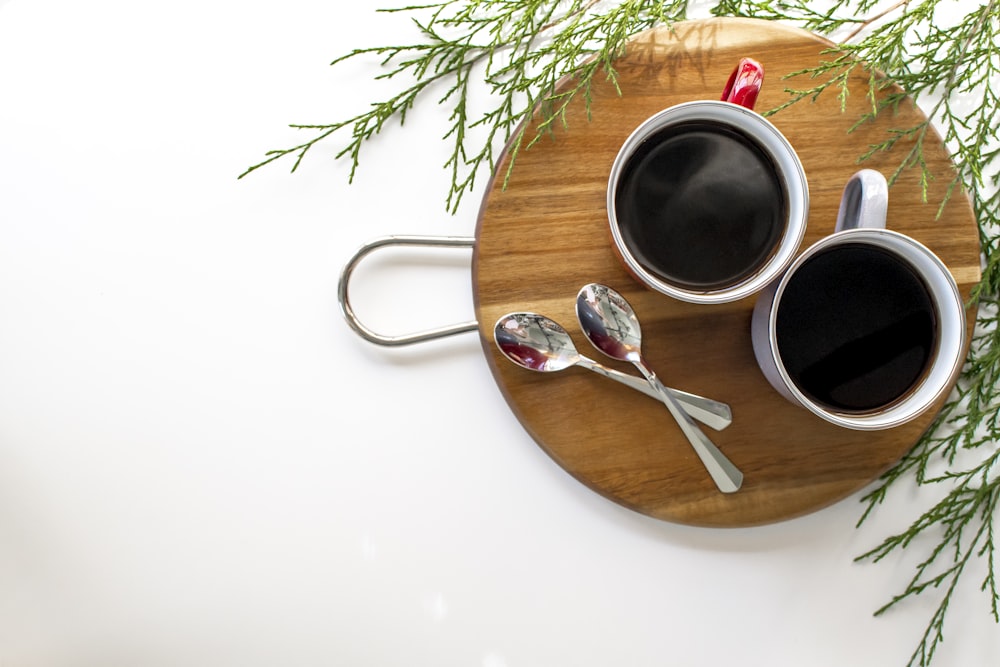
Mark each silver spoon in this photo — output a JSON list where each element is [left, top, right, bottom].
[[494, 312, 732, 430], [575, 283, 743, 493]]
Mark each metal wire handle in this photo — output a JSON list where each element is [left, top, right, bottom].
[[337, 235, 479, 347]]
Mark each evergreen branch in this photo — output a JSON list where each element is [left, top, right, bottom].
[[718, 28, 1000, 664], [241, 0, 691, 213]]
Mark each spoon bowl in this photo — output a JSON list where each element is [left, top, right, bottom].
[[575, 285, 644, 362], [494, 312, 581, 372]]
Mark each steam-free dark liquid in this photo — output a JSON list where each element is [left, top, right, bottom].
[[775, 243, 938, 412], [614, 121, 786, 289]]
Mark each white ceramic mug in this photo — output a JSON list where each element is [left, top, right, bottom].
[[751, 169, 966, 430], [607, 57, 809, 304]]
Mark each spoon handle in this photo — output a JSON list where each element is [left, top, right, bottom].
[[633, 361, 744, 493], [575, 357, 732, 430]]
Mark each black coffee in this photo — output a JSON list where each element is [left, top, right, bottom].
[[614, 121, 786, 289], [775, 243, 938, 412]]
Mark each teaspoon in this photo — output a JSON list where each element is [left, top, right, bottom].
[[575, 283, 743, 493], [494, 313, 732, 430]]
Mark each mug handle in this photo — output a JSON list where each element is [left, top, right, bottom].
[[835, 169, 889, 232], [721, 57, 764, 110]]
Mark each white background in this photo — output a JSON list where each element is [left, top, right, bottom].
[[0, 1, 997, 666]]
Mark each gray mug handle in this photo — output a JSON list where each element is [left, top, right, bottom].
[[835, 168, 888, 232]]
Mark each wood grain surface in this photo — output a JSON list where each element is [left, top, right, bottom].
[[471, 18, 981, 527]]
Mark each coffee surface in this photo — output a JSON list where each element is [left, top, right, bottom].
[[775, 243, 938, 412], [614, 121, 786, 289]]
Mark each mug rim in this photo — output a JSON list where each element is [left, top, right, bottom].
[[764, 227, 966, 430], [607, 100, 809, 304]]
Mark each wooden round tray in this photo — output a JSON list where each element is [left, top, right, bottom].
[[472, 18, 981, 527]]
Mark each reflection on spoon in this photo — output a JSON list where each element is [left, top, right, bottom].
[[494, 312, 732, 430], [576, 283, 743, 493]]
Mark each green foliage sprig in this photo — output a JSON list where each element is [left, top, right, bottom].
[[711, 4, 1000, 666], [239, 0, 694, 212], [244, 2, 1000, 665]]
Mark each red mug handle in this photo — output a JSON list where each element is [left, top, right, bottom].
[[721, 57, 764, 110]]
